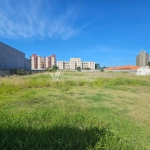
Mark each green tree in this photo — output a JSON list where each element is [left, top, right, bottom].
[[76, 66, 81, 71], [147, 62, 150, 67], [52, 65, 59, 70], [101, 68, 104, 72], [46, 65, 59, 72]]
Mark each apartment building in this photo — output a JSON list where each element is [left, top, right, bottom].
[[31, 54, 43, 69], [0, 41, 31, 70], [31, 54, 56, 70], [136, 50, 149, 67], [57, 58, 95, 70], [44, 55, 56, 68], [83, 62, 95, 69]]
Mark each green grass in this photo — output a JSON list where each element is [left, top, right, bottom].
[[0, 72, 148, 94], [0, 89, 135, 150], [0, 72, 150, 149]]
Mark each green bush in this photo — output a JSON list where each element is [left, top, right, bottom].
[[46, 66, 59, 72], [76, 67, 81, 72], [10, 69, 29, 75]]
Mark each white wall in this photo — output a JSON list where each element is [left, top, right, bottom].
[[137, 67, 150, 75]]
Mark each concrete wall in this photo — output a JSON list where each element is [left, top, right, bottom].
[[0, 42, 26, 70], [25, 58, 31, 70]]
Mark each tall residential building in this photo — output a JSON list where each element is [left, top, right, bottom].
[[31, 54, 56, 70], [0, 41, 31, 70], [44, 55, 56, 68], [57, 58, 95, 70], [31, 54, 44, 69], [136, 50, 149, 67]]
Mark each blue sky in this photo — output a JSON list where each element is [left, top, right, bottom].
[[0, 0, 150, 67]]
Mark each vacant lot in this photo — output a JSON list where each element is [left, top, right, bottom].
[[0, 71, 150, 150]]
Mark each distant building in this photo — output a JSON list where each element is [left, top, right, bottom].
[[57, 58, 95, 70], [0, 42, 31, 70], [31, 54, 43, 69], [31, 54, 56, 70], [136, 50, 149, 67], [44, 55, 56, 68], [104, 66, 140, 72]]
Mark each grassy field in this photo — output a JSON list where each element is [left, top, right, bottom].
[[0, 71, 150, 150]]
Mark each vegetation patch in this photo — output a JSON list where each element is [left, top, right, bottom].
[[0, 72, 150, 149], [84, 93, 112, 102]]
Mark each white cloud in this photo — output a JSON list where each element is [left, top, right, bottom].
[[0, 0, 80, 39]]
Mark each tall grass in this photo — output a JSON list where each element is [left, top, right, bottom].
[[93, 77, 147, 86], [0, 73, 148, 94]]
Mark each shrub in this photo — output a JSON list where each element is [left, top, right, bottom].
[[76, 67, 81, 72], [10, 69, 30, 75], [46, 65, 59, 72]]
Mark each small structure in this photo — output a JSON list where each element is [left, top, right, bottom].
[[137, 66, 150, 75]]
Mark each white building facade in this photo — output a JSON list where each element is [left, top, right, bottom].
[[57, 58, 95, 70]]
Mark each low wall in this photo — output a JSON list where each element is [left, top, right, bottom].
[[0, 70, 46, 77]]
